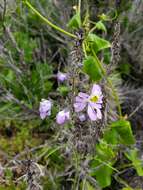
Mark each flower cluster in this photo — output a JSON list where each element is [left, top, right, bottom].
[[39, 84, 103, 124]]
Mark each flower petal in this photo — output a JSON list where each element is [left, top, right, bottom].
[[91, 84, 102, 96], [65, 111, 70, 120], [39, 99, 52, 119], [57, 72, 67, 82], [96, 108, 102, 119], [56, 110, 70, 125], [87, 104, 97, 121], [40, 112, 47, 120], [56, 111, 65, 124], [78, 92, 89, 99], [75, 96, 84, 103], [74, 102, 87, 112], [97, 95, 103, 104], [74, 92, 88, 112], [90, 102, 102, 109]]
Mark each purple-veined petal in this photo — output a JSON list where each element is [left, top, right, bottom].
[[97, 95, 103, 104], [89, 102, 102, 109], [40, 112, 47, 120], [75, 93, 88, 104], [78, 92, 89, 99], [75, 96, 84, 103], [74, 102, 87, 112], [65, 110, 70, 120], [56, 110, 70, 125], [96, 108, 102, 119], [47, 110, 51, 116], [87, 104, 97, 121], [39, 99, 52, 119], [56, 114, 65, 124], [91, 84, 102, 96]]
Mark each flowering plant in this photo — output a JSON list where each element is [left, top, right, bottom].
[[16, 1, 143, 189]]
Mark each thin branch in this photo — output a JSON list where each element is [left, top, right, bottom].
[[128, 101, 143, 119]]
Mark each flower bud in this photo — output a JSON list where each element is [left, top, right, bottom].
[[57, 72, 67, 82], [39, 99, 52, 119], [56, 109, 70, 125], [79, 114, 86, 122]]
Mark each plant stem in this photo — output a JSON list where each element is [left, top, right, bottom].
[[82, 42, 87, 57], [107, 78, 122, 118], [78, 0, 81, 16], [24, 1, 77, 39]]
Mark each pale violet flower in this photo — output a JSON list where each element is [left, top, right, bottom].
[[79, 114, 86, 122], [39, 99, 52, 119], [57, 72, 67, 82], [74, 84, 103, 121], [56, 109, 70, 125]]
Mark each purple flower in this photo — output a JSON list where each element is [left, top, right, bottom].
[[57, 72, 67, 82], [79, 114, 86, 122], [39, 99, 52, 119], [74, 84, 103, 121], [56, 109, 70, 125]]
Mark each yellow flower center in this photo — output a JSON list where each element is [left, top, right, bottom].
[[90, 95, 99, 103]]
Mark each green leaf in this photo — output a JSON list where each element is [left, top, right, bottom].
[[67, 12, 81, 29], [90, 140, 116, 188], [87, 33, 111, 53], [57, 86, 69, 96], [103, 128, 118, 145], [110, 120, 135, 145], [6, 70, 15, 81], [91, 159, 113, 188], [96, 21, 107, 32], [125, 149, 143, 176], [96, 140, 115, 161], [83, 56, 103, 81], [95, 164, 113, 188]]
